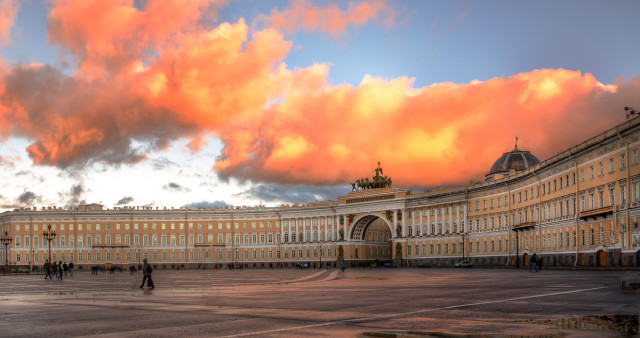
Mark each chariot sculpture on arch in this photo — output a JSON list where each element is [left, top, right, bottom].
[[351, 161, 392, 190]]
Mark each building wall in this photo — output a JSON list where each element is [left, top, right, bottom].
[[3, 117, 640, 269]]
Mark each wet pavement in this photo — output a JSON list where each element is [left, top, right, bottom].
[[0, 268, 639, 337]]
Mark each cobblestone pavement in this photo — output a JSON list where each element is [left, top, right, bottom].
[[0, 268, 638, 337]]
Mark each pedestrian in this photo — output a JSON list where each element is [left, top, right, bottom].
[[63, 262, 68, 277], [129, 265, 135, 275], [51, 261, 58, 279], [553, 256, 557, 266], [340, 261, 345, 272], [538, 256, 543, 271], [58, 261, 64, 280], [529, 253, 539, 272], [139, 258, 154, 290], [68, 262, 75, 277], [44, 261, 52, 279]]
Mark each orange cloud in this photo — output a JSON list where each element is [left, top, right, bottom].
[[0, 0, 18, 46], [260, 0, 395, 38], [214, 70, 639, 187], [0, 0, 638, 192], [1, 1, 291, 168]]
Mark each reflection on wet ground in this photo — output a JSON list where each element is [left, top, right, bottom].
[[1, 269, 639, 337], [525, 315, 638, 334], [360, 332, 561, 338]]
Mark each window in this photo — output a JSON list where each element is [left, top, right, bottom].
[[609, 158, 615, 172], [621, 154, 626, 169], [599, 162, 603, 176], [610, 187, 615, 206], [580, 169, 584, 182], [633, 149, 638, 165], [589, 166, 593, 180]]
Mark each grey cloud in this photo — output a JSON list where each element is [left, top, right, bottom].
[[57, 183, 89, 207], [18, 191, 38, 205], [182, 200, 231, 210], [163, 182, 190, 192], [235, 184, 349, 205], [150, 157, 179, 171], [116, 196, 134, 205]]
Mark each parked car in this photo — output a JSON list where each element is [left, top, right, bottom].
[[455, 260, 472, 268], [382, 262, 396, 268], [416, 262, 431, 268]]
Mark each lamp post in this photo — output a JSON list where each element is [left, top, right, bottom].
[[43, 224, 56, 263], [1, 231, 12, 266]]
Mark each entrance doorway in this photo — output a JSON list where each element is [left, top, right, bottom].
[[523, 253, 529, 266], [348, 214, 393, 266], [597, 250, 606, 266]]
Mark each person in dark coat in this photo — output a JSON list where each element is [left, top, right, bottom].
[[139, 258, 154, 289], [51, 261, 58, 279], [44, 261, 52, 279], [58, 261, 64, 280]]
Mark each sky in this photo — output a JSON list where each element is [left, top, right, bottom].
[[0, 0, 639, 211]]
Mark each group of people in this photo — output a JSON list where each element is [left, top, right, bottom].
[[43, 259, 154, 290], [43, 261, 74, 280], [529, 253, 544, 272]]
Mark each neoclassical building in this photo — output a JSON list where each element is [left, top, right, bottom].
[[2, 115, 640, 270]]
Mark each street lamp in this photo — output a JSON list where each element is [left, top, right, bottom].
[[43, 224, 56, 263], [1, 231, 12, 266]]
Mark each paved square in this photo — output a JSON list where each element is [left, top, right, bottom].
[[0, 268, 638, 337]]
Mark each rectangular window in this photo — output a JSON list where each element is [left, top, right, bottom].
[[599, 162, 603, 176], [609, 158, 614, 172], [634, 149, 638, 165], [621, 154, 626, 169]]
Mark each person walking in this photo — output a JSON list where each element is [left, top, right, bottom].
[[529, 253, 539, 272], [340, 261, 345, 272], [44, 261, 52, 279], [58, 261, 64, 280], [63, 262, 69, 277], [538, 256, 543, 271], [68, 262, 75, 277], [139, 258, 154, 290], [51, 261, 58, 279]]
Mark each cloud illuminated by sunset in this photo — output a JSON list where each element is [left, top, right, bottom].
[[0, 0, 638, 193]]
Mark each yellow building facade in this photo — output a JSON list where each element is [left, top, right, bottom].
[[2, 116, 640, 269]]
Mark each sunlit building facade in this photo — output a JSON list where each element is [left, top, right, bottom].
[[3, 115, 640, 269]]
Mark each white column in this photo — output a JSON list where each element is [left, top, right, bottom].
[[420, 208, 424, 236], [427, 207, 431, 235], [343, 215, 348, 242], [456, 204, 460, 233], [449, 205, 453, 234], [280, 218, 284, 244], [402, 208, 407, 237], [411, 208, 416, 237], [393, 210, 397, 238], [434, 206, 439, 234], [463, 204, 467, 232], [288, 219, 291, 243], [303, 218, 307, 242], [324, 217, 327, 242]]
